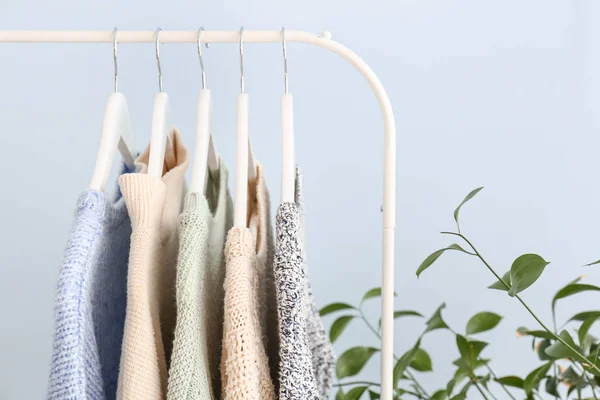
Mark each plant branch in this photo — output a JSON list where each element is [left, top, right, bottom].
[[358, 311, 430, 398], [571, 360, 600, 399], [360, 312, 382, 340], [333, 375, 425, 399], [593, 347, 600, 400], [479, 379, 498, 400], [551, 311, 559, 399], [398, 389, 426, 399], [482, 360, 516, 400], [405, 370, 429, 399], [333, 380, 381, 387], [551, 364, 559, 400], [472, 380, 490, 400], [447, 320, 513, 400], [588, 378, 598, 400], [442, 231, 600, 376]]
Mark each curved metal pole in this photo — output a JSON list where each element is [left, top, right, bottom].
[[0, 29, 397, 400]]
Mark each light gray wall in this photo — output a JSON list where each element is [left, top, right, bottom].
[[1, 1, 600, 398]]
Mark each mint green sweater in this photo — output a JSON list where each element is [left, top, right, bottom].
[[167, 162, 233, 400]]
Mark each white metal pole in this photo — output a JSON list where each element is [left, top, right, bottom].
[[0, 29, 397, 400]]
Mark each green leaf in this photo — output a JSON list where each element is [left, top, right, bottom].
[[584, 333, 597, 355], [455, 335, 469, 359], [368, 390, 380, 400], [545, 376, 559, 396], [579, 315, 600, 349], [343, 386, 368, 400], [449, 393, 466, 400], [455, 335, 488, 372], [451, 361, 470, 385], [447, 243, 473, 254], [508, 254, 550, 296], [431, 390, 448, 400], [523, 362, 552, 393], [409, 348, 432, 372], [360, 287, 397, 306], [465, 312, 502, 335], [451, 358, 489, 390], [330, 315, 354, 343], [393, 310, 423, 319], [568, 310, 600, 322], [584, 259, 600, 267], [446, 377, 457, 395], [336, 388, 345, 400], [393, 340, 421, 388], [479, 374, 491, 390], [516, 327, 555, 340], [424, 303, 449, 334], [537, 339, 553, 361], [336, 347, 379, 379], [552, 283, 600, 313], [495, 375, 524, 389], [459, 381, 472, 395], [454, 187, 484, 227], [416, 244, 471, 277], [566, 377, 588, 397], [487, 270, 511, 291], [377, 310, 423, 329], [320, 302, 355, 316], [544, 330, 581, 360], [562, 366, 580, 385], [361, 287, 382, 303]]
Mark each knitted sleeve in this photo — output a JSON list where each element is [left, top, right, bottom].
[[274, 203, 319, 400], [47, 191, 106, 400], [221, 228, 276, 400], [167, 194, 213, 399]]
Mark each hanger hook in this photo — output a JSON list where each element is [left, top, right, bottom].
[[197, 27, 206, 90], [282, 27, 288, 94], [155, 27, 163, 92], [239, 27, 244, 93], [113, 27, 118, 93]]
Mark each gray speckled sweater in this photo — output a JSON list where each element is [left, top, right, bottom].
[[274, 168, 335, 400], [295, 168, 336, 399]]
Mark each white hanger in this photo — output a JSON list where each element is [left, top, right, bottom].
[[89, 28, 136, 191], [280, 28, 296, 203], [234, 27, 257, 228], [147, 28, 175, 178], [190, 27, 220, 194]]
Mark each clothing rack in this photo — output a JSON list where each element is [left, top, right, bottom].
[[0, 29, 397, 400]]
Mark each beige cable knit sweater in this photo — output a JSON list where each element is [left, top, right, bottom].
[[221, 163, 277, 400], [117, 130, 189, 400], [167, 161, 233, 400]]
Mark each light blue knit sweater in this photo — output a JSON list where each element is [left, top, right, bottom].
[[47, 170, 132, 400]]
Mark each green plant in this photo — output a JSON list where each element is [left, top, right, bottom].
[[321, 188, 600, 399]]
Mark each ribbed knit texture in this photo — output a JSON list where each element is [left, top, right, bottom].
[[117, 129, 189, 400], [47, 163, 133, 400], [167, 161, 233, 400], [295, 168, 336, 399], [221, 162, 277, 400], [295, 168, 336, 400], [274, 202, 319, 400]]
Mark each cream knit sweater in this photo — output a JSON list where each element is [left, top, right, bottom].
[[248, 163, 279, 386], [221, 163, 277, 400], [117, 130, 189, 400], [167, 162, 233, 400]]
